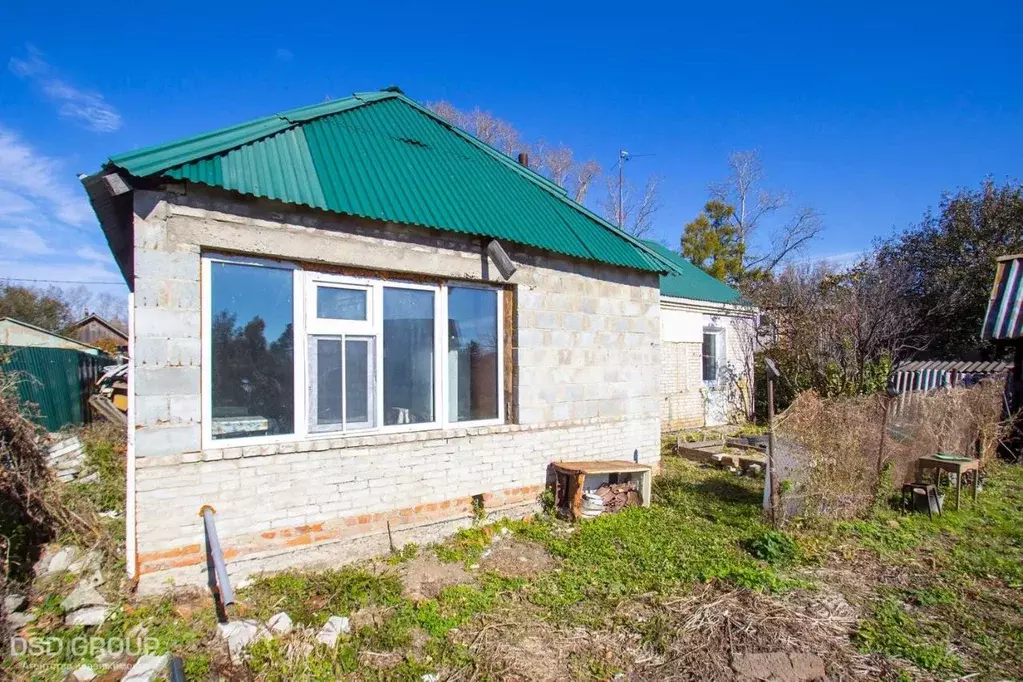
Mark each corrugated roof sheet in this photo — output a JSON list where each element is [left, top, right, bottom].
[[639, 240, 744, 304], [894, 360, 1012, 373], [982, 255, 1023, 340], [105, 90, 675, 275]]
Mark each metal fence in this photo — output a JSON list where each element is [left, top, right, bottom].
[[0, 345, 113, 432]]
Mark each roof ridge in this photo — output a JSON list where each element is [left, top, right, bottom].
[[386, 94, 687, 275], [103, 89, 686, 276], [109, 91, 402, 178]]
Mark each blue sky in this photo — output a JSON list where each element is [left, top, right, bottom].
[[2, 1, 1021, 299]]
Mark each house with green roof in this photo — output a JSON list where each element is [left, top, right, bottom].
[[82, 88, 695, 590], [640, 241, 757, 429]]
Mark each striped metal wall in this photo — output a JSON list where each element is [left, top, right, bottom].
[[0, 345, 112, 432]]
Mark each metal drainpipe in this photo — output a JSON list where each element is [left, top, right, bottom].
[[200, 505, 234, 606]]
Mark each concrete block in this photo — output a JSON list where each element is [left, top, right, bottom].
[[135, 367, 200, 397], [135, 425, 201, 457]]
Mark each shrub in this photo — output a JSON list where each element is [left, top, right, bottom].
[[745, 529, 798, 565]]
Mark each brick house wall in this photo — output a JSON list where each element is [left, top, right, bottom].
[[129, 189, 661, 591], [658, 301, 756, 431]]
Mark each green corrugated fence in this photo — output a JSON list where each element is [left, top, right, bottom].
[[0, 345, 113, 432]]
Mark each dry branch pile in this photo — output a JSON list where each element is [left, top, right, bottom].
[[0, 371, 113, 582], [593, 481, 640, 514], [774, 380, 1005, 521]]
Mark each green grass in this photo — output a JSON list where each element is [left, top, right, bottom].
[[856, 593, 961, 673], [7, 451, 1023, 681], [243, 567, 404, 626]]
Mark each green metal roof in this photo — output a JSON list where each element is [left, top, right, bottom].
[[640, 240, 744, 304], [106, 90, 677, 275]]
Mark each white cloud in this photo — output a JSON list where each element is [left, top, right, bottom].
[[0, 124, 124, 294], [275, 48, 294, 62], [0, 187, 36, 216], [9, 46, 122, 132], [0, 126, 92, 226], [75, 245, 110, 263], [0, 227, 52, 256]]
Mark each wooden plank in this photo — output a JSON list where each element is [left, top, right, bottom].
[[552, 460, 652, 475], [570, 473, 585, 520], [89, 394, 127, 427], [503, 286, 516, 424]]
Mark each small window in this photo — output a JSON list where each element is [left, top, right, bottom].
[[383, 287, 435, 425], [309, 336, 377, 432], [210, 262, 295, 440], [447, 286, 499, 422], [702, 331, 719, 382], [317, 286, 367, 321]]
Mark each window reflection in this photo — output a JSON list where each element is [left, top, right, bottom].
[[447, 287, 498, 421], [210, 262, 294, 439]]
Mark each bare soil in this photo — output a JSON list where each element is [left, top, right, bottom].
[[477, 538, 557, 578], [395, 553, 472, 601]]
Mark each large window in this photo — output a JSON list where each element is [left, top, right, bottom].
[[202, 256, 503, 446], [447, 286, 499, 422], [208, 261, 295, 440]]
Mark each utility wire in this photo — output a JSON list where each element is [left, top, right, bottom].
[[1, 277, 124, 285]]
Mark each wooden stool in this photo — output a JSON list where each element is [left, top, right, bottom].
[[901, 483, 942, 519]]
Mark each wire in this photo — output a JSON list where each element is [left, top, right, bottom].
[[2, 277, 125, 286]]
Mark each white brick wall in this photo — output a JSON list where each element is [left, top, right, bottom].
[[129, 190, 661, 589], [660, 341, 705, 428]]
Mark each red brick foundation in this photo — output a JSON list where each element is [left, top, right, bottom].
[[137, 484, 543, 575]]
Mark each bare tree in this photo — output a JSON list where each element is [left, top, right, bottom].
[[709, 150, 823, 274], [536, 140, 574, 186], [601, 175, 661, 238], [571, 160, 601, 204], [427, 100, 602, 204]]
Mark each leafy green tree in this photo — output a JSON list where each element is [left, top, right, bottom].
[[681, 200, 745, 283], [0, 284, 74, 331], [876, 179, 1023, 359]]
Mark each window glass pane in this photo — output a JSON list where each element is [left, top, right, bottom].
[[447, 287, 499, 422], [702, 332, 717, 382], [345, 338, 375, 429], [210, 262, 294, 439], [317, 286, 367, 320], [312, 338, 343, 430], [383, 288, 435, 425]]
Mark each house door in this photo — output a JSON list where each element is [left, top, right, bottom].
[[702, 328, 727, 426]]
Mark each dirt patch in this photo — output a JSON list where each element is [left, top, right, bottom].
[[395, 554, 471, 601], [477, 538, 556, 578], [732, 652, 826, 681], [461, 616, 639, 682], [357, 649, 403, 670], [348, 604, 394, 631]]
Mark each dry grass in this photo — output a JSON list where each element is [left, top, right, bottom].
[[775, 381, 1006, 520]]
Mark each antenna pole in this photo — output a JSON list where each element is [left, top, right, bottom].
[[617, 149, 628, 228]]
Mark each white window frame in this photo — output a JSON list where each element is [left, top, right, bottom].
[[701, 326, 725, 386], [444, 282, 505, 429], [201, 254, 305, 450], [200, 254, 505, 449]]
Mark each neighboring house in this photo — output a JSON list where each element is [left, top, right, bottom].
[[0, 317, 103, 355], [640, 242, 758, 428], [69, 313, 129, 354], [82, 88, 688, 590]]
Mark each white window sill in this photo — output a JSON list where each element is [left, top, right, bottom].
[[137, 414, 637, 468]]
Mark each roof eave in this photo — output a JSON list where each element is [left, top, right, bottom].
[[81, 171, 134, 288]]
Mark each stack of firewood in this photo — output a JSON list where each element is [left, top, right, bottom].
[[594, 481, 641, 514]]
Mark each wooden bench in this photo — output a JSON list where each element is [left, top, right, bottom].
[[551, 460, 653, 520]]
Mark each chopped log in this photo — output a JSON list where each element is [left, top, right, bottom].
[[591, 481, 640, 514]]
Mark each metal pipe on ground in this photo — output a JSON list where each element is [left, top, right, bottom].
[[200, 505, 234, 606]]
